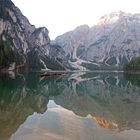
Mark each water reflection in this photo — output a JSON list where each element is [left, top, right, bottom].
[[53, 72, 140, 132], [0, 72, 140, 140]]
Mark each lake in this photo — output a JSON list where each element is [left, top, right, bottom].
[[0, 71, 140, 140]]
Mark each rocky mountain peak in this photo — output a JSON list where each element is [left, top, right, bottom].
[[29, 27, 50, 48], [55, 11, 140, 70], [74, 25, 90, 33], [97, 11, 133, 25]]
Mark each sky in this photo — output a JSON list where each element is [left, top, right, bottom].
[[12, 0, 140, 39]]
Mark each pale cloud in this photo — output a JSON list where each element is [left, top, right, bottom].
[[12, 0, 140, 39]]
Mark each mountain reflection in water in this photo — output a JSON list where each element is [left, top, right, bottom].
[[0, 72, 140, 140]]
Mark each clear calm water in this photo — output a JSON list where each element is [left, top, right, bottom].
[[0, 71, 140, 140]]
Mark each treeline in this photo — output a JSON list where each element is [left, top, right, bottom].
[[0, 37, 14, 68], [124, 56, 140, 71]]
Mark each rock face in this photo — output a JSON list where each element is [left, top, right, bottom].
[[0, 0, 67, 70], [55, 11, 140, 70], [1, 1, 140, 71]]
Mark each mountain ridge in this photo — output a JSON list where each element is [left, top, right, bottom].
[[0, 0, 68, 71], [1, 1, 140, 71], [55, 11, 140, 70]]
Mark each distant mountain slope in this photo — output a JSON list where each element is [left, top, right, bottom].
[[2, 1, 140, 71], [0, 0, 68, 71], [55, 11, 140, 70]]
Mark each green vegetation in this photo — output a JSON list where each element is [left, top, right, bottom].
[[0, 4, 5, 18], [45, 57, 65, 70], [106, 57, 117, 66], [124, 56, 140, 71], [81, 63, 99, 70], [0, 0, 12, 19], [0, 37, 14, 68], [28, 48, 65, 70]]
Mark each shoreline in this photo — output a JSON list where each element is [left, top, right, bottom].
[[124, 71, 140, 74]]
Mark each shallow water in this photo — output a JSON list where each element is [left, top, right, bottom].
[[0, 72, 140, 140]]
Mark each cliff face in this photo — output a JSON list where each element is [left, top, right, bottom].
[[0, 0, 67, 70], [1, 1, 140, 71], [55, 11, 140, 70]]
